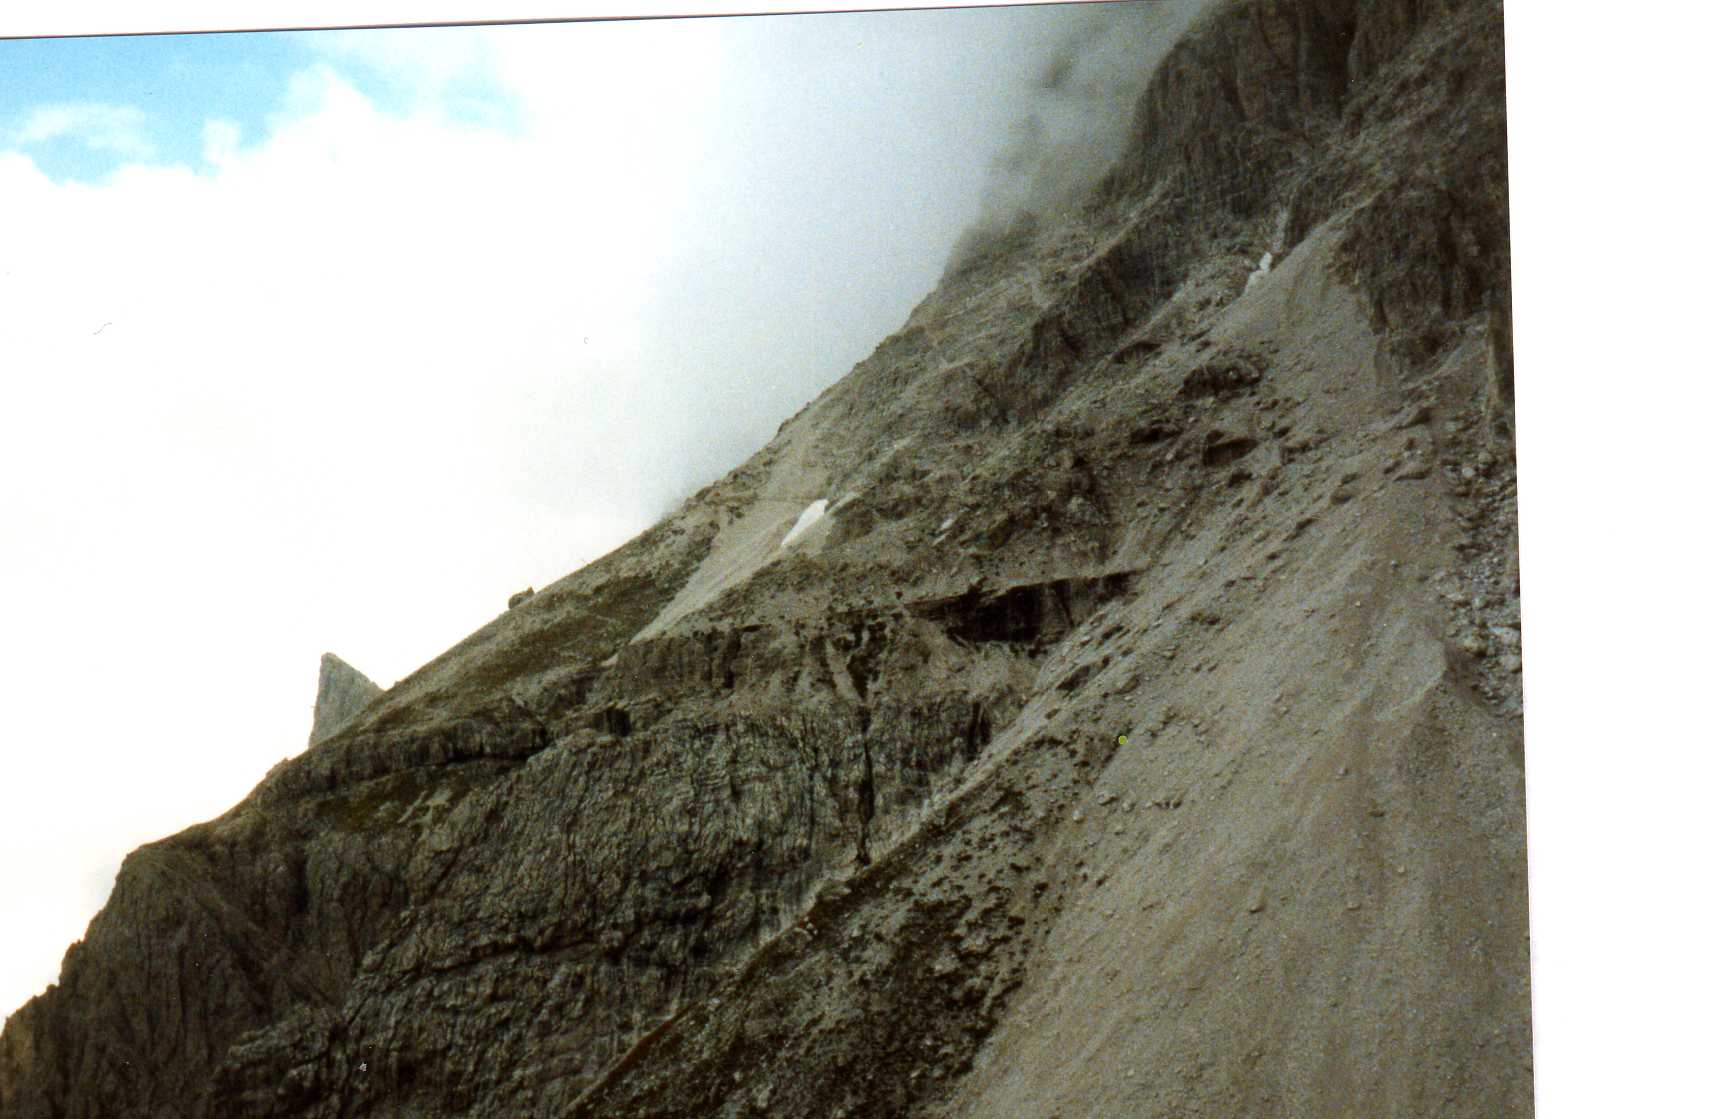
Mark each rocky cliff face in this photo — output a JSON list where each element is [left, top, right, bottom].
[[0, 2, 1529, 1116], [308, 653, 385, 746]]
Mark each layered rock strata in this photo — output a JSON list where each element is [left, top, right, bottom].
[[0, 2, 1528, 1115]]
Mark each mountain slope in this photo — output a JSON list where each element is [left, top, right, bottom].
[[0, 2, 1527, 1116]]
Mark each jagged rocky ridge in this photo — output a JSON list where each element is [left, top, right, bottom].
[[308, 653, 385, 746], [0, 1, 1529, 1115]]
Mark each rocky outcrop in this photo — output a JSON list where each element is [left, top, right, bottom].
[[308, 653, 384, 746], [1, 2, 1528, 1116]]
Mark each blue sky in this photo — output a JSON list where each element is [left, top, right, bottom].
[[2, 32, 300, 180], [0, 28, 521, 183]]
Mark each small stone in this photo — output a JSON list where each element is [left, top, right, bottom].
[[1397, 403, 1432, 429], [1071, 808, 1085, 823]]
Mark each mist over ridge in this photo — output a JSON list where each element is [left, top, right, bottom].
[[0, 4, 1540, 1116], [977, 0, 1212, 227]]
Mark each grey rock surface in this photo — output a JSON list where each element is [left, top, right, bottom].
[[308, 653, 385, 746], [0, 2, 1530, 1116]]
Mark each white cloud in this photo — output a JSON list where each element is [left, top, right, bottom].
[[0, 6, 1155, 1020], [306, 24, 499, 97], [13, 100, 156, 158], [0, 48, 682, 1017], [201, 117, 242, 166]]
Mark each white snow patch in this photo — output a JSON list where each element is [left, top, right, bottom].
[[1245, 251, 1275, 290], [779, 499, 829, 548], [938, 513, 958, 534]]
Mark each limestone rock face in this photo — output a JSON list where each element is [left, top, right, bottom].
[[308, 653, 384, 746], [0, 2, 1530, 1116]]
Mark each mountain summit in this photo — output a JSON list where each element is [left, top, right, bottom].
[[309, 653, 384, 747], [0, 2, 1527, 1115]]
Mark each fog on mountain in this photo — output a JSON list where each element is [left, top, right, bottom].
[[0, 3, 1531, 1116]]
